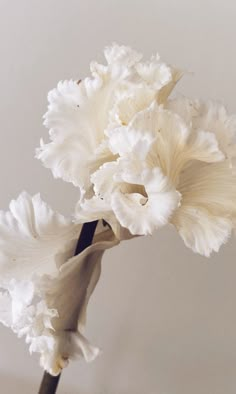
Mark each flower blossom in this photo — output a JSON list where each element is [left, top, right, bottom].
[[36, 43, 236, 257], [36, 44, 181, 198], [0, 192, 118, 375], [81, 98, 236, 256]]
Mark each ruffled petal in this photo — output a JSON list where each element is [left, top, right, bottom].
[[107, 86, 156, 129], [111, 167, 181, 235], [172, 160, 236, 255], [178, 161, 236, 216], [107, 126, 155, 158], [193, 100, 236, 162], [187, 130, 225, 162], [130, 103, 224, 184], [167, 97, 236, 163], [135, 54, 172, 90], [104, 43, 142, 67], [0, 278, 58, 360], [130, 103, 190, 183], [36, 79, 114, 190], [172, 206, 232, 257], [0, 191, 80, 281]]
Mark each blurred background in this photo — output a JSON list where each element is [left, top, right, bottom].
[[0, 0, 236, 393]]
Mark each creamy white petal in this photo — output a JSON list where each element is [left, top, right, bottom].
[[135, 54, 172, 90], [111, 167, 181, 235], [165, 98, 236, 255], [187, 130, 225, 162], [178, 161, 236, 216], [130, 104, 190, 183], [171, 159, 236, 255], [104, 43, 142, 67], [36, 79, 114, 190], [39, 330, 99, 376], [91, 161, 119, 196], [172, 206, 232, 257], [0, 278, 58, 359], [107, 86, 156, 129], [91, 159, 145, 199], [131, 102, 189, 144], [7, 279, 35, 325], [166, 96, 196, 126], [130, 103, 224, 184], [167, 97, 236, 162], [107, 126, 155, 158], [0, 192, 80, 281], [193, 100, 236, 161]]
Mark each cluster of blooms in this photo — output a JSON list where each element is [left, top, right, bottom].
[[0, 44, 235, 375]]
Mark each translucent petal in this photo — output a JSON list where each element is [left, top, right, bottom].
[[107, 126, 155, 158], [172, 160, 236, 255], [91, 161, 119, 196], [36, 80, 114, 190], [107, 86, 156, 129], [0, 192, 80, 281], [193, 100, 236, 162], [167, 97, 236, 162], [130, 104, 190, 182], [111, 167, 181, 235], [135, 55, 172, 90], [131, 103, 224, 184], [172, 206, 232, 257], [0, 278, 58, 361], [104, 43, 142, 67], [177, 161, 236, 217], [187, 130, 225, 162], [157, 68, 183, 104]]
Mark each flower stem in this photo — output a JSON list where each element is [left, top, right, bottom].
[[38, 220, 99, 394]]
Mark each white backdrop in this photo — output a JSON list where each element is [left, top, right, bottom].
[[0, 1, 236, 393]]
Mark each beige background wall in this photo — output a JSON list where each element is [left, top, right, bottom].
[[0, 1, 236, 393]]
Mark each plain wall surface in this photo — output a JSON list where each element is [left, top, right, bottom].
[[0, 1, 236, 393]]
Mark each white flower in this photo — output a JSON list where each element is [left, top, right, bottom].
[[0, 192, 119, 375], [80, 100, 236, 256], [36, 43, 236, 257], [36, 44, 182, 197]]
